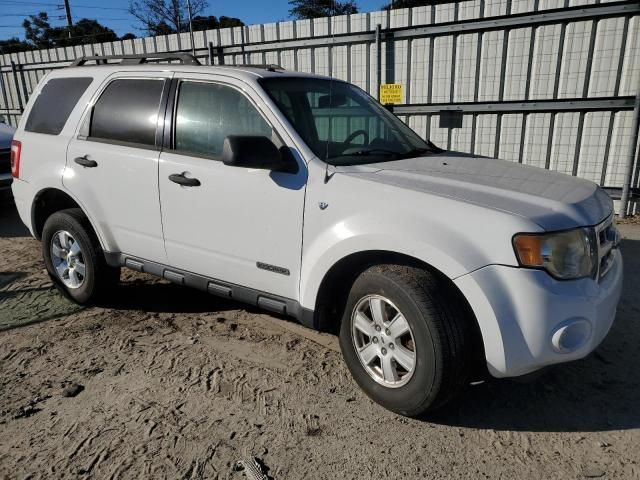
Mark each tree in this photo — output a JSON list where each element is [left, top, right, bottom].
[[191, 15, 244, 31], [128, 0, 208, 35], [288, 0, 358, 19], [22, 12, 119, 49], [120, 33, 137, 40], [383, 0, 440, 9], [23, 12, 55, 49], [217, 16, 244, 28], [0, 37, 31, 55], [66, 19, 119, 45]]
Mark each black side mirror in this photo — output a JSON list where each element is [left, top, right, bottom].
[[222, 135, 297, 173], [318, 94, 348, 109]]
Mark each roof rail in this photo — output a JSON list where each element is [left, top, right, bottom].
[[221, 64, 285, 72], [70, 53, 201, 67]]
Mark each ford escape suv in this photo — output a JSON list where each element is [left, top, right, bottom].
[[11, 54, 623, 416]]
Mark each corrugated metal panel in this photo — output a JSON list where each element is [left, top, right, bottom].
[[504, 28, 531, 101], [431, 36, 453, 102], [523, 113, 552, 168], [499, 114, 524, 162], [475, 114, 498, 157]]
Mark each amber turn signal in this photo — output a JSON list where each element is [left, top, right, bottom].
[[513, 234, 544, 266]]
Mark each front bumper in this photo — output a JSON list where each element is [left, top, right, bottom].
[[455, 249, 623, 378]]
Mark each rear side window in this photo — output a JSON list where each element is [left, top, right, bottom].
[[25, 77, 92, 135], [90, 78, 164, 147]]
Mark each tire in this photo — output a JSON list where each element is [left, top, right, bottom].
[[339, 264, 477, 417], [42, 208, 120, 304]]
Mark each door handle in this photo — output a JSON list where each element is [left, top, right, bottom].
[[169, 173, 201, 187], [74, 156, 98, 168]]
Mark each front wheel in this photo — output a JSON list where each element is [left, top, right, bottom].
[[339, 264, 478, 417], [42, 208, 120, 304]]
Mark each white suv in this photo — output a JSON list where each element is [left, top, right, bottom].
[[10, 54, 623, 416]]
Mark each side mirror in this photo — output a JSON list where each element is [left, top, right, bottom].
[[222, 135, 297, 173], [318, 94, 348, 109]]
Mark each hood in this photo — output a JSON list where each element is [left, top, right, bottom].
[[335, 152, 612, 231], [0, 122, 15, 148]]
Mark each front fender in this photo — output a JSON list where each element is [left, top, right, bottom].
[[298, 206, 527, 311]]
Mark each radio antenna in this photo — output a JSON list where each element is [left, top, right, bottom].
[[324, 0, 338, 184]]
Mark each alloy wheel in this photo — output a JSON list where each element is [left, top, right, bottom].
[[350, 295, 417, 388], [50, 230, 86, 289]]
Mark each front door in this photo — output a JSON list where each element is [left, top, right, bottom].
[[158, 75, 307, 300]]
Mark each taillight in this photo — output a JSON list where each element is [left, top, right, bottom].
[[10, 140, 21, 178]]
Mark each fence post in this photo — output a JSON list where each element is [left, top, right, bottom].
[[0, 67, 10, 123], [10, 61, 24, 112], [208, 41, 214, 65], [375, 24, 382, 101], [18, 63, 29, 105], [619, 88, 640, 218], [240, 26, 247, 65]]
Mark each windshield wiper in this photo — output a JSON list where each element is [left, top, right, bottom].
[[329, 148, 402, 159], [398, 147, 433, 159]]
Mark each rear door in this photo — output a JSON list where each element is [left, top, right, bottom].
[[64, 72, 171, 262]]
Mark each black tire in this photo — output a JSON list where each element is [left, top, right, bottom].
[[339, 264, 478, 417], [42, 208, 120, 304]]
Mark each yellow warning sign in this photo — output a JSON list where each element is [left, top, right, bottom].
[[379, 83, 403, 104]]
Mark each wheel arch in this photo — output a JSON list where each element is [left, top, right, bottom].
[[31, 188, 104, 249], [311, 249, 487, 377]]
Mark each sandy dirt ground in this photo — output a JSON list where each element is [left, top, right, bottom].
[[1, 202, 639, 480]]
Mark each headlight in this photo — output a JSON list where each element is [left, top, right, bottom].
[[513, 228, 598, 280]]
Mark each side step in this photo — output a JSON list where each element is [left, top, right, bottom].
[[104, 253, 314, 328]]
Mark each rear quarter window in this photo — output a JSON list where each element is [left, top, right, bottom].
[[25, 77, 93, 135]]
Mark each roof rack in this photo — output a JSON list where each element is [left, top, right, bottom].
[[220, 64, 285, 72], [70, 53, 201, 67]]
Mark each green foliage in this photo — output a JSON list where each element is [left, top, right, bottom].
[[19, 12, 120, 50], [0, 37, 31, 55], [2, 12, 143, 53], [191, 15, 245, 31], [288, 0, 358, 19], [383, 0, 442, 9]]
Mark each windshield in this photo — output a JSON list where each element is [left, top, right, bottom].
[[259, 77, 438, 166]]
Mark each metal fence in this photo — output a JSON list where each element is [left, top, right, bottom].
[[1, 0, 639, 209]]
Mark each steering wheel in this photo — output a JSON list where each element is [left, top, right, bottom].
[[343, 129, 369, 146]]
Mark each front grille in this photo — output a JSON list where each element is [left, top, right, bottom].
[[595, 215, 618, 280], [0, 148, 10, 175]]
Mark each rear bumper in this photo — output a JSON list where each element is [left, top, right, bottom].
[[455, 249, 623, 378], [10, 178, 35, 236]]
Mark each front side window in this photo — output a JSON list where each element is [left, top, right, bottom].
[[174, 81, 273, 158], [260, 77, 437, 166], [90, 78, 164, 146], [25, 77, 93, 135]]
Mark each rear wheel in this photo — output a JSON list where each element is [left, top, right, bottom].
[[339, 264, 477, 417], [42, 208, 120, 304]]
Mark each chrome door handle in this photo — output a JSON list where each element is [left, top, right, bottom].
[[74, 156, 98, 168], [169, 173, 201, 187]]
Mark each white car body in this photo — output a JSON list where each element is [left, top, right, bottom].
[[11, 64, 623, 379]]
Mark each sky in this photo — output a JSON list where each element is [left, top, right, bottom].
[[0, 0, 386, 40]]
